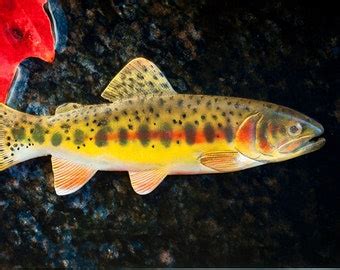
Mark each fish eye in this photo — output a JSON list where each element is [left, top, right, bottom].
[[287, 123, 302, 136]]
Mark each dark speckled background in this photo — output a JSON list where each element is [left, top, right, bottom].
[[0, 0, 339, 267]]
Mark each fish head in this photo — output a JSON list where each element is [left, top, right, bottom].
[[235, 104, 325, 163]]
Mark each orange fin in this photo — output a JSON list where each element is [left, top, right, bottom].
[[129, 167, 168, 195], [51, 157, 97, 196], [199, 151, 260, 172]]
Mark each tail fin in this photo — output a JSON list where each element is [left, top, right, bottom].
[[0, 103, 36, 171]]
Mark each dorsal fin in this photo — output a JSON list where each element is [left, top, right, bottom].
[[55, 103, 83, 114], [101, 57, 177, 102], [51, 157, 97, 195]]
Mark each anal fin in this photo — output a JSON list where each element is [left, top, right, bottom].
[[199, 151, 261, 172], [129, 167, 168, 195], [51, 157, 97, 195]]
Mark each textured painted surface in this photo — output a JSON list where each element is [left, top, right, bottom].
[[0, 0, 338, 268]]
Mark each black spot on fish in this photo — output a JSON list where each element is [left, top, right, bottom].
[[97, 119, 108, 127], [137, 74, 144, 80], [60, 123, 70, 130]]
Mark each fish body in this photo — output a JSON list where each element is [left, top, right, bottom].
[[0, 58, 325, 195]]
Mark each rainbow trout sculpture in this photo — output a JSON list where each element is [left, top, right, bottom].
[[0, 58, 325, 195]]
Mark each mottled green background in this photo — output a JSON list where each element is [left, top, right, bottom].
[[0, 0, 338, 267]]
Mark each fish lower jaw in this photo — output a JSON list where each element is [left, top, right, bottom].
[[300, 136, 325, 153], [272, 136, 325, 162]]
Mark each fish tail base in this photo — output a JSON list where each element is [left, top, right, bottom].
[[0, 103, 34, 171]]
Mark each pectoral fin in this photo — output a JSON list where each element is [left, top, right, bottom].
[[199, 151, 261, 172], [51, 157, 97, 195], [129, 167, 168, 195]]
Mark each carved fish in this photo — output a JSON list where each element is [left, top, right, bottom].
[[0, 58, 325, 195]]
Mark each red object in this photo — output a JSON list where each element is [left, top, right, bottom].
[[0, 0, 55, 102]]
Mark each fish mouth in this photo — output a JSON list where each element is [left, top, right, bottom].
[[278, 134, 326, 156]]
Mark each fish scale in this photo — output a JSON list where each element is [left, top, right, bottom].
[[0, 58, 325, 195]]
